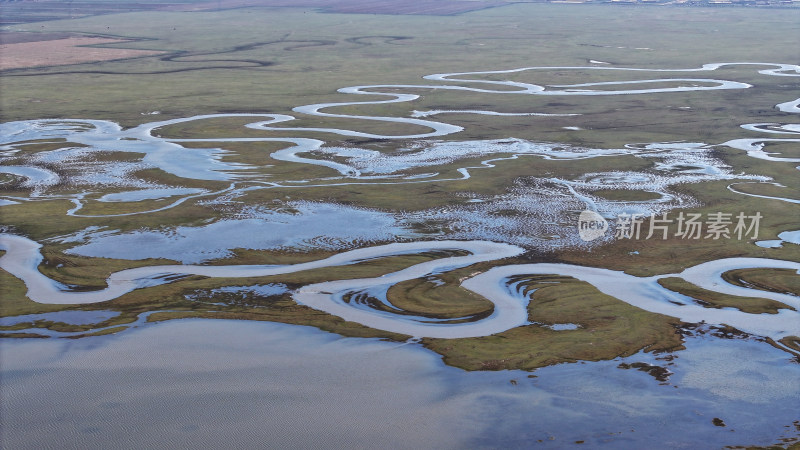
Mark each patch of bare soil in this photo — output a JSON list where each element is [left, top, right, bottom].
[[0, 37, 164, 70]]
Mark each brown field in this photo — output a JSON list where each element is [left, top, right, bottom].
[[0, 37, 164, 70]]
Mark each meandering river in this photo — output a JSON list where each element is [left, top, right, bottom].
[[2, 233, 798, 341]]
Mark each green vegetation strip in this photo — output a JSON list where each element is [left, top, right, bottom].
[[778, 336, 800, 353], [657, 277, 794, 315], [721, 268, 800, 297]]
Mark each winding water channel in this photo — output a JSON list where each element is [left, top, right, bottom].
[[2, 62, 799, 340], [2, 233, 798, 340]]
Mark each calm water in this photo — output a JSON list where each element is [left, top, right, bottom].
[[2, 318, 798, 449]]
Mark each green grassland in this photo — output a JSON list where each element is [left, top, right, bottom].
[[422, 275, 685, 371], [1, 3, 799, 370], [386, 275, 494, 321]]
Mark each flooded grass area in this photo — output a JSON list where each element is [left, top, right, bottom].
[[1, 3, 799, 448]]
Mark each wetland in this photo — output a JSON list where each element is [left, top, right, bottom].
[[1, 2, 799, 448]]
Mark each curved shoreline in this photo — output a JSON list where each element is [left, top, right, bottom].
[[726, 182, 800, 205], [468, 260, 800, 341], [2, 233, 798, 340]]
